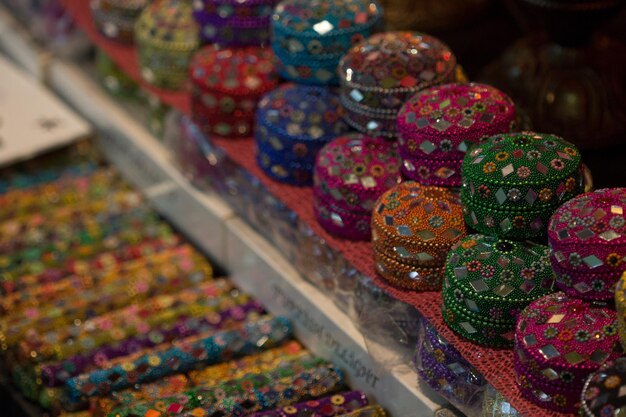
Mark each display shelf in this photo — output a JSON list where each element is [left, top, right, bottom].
[[0, 8, 447, 417], [50, 7, 547, 412]]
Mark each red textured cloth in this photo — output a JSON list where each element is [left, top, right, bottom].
[[60, 2, 567, 415]]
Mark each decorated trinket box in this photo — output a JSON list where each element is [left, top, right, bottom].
[[548, 188, 626, 300], [442, 234, 554, 347], [313, 134, 401, 240], [135, 0, 199, 89], [514, 292, 621, 413], [580, 357, 626, 417], [192, 0, 277, 46], [190, 45, 278, 138], [371, 181, 466, 290], [461, 132, 585, 239], [255, 84, 350, 186], [91, 0, 149, 43], [397, 83, 516, 187], [338, 31, 457, 137], [271, 0, 383, 85]]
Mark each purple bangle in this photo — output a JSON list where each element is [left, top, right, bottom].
[[40, 300, 263, 387], [248, 390, 369, 417]]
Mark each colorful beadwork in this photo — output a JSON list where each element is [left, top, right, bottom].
[[92, 342, 305, 416], [442, 234, 554, 347], [548, 188, 626, 300], [248, 390, 369, 416], [192, 0, 277, 46], [514, 292, 621, 413], [397, 83, 516, 187], [461, 132, 585, 239], [313, 134, 401, 240], [338, 31, 457, 137], [580, 357, 626, 417], [255, 84, 350, 186], [64, 316, 292, 404], [371, 181, 466, 290], [190, 45, 278, 138], [271, 0, 383, 85], [135, 0, 199, 89], [110, 362, 345, 417]]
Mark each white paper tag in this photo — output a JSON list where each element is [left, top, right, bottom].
[[0, 54, 91, 167]]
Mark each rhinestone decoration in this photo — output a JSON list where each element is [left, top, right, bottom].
[[581, 358, 626, 417], [548, 188, 626, 301], [514, 292, 621, 413], [90, 0, 149, 43], [372, 181, 466, 291], [461, 132, 585, 240], [314, 134, 401, 240], [271, 0, 383, 85], [190, 45, 278, 138], [338, 31, 458, 137], [397, 83, 516, 187], [192, 0, 278, 46], [255, 83, 350, 186], [135, 0, 199, 90], [442, 234, 554, 348]]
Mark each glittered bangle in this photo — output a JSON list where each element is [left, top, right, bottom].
[[338, 31, 458, 137], [169, 364, 345, 417], [548, 188, 626, 301], [271, 0, 383, 86], [0, 217, 174, 289], [461, 132, 585, 239], [190, 45, 278, 138], [0, 242, 192, 315], [248, 390, 369, 417], [14, 279, 228, 370], [92, 342, 305, 417], [40, 299, 263, 388], [0, 232, 180, 296], [336, 405, 386, 417], [64, 316, 292, 404], [135, 0, 199, 89], [0, 168, 126, 220], [397, 83, 516, 187], [255, 84, 350, 186], [514, 292, 621, 413], [374, 250, 445, 291], [0, 248, 213, 349], [109, 358, 340, 417]]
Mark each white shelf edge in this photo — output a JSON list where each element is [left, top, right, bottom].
[[224, 216, 445, 416], [0, 6, 49, 80]]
